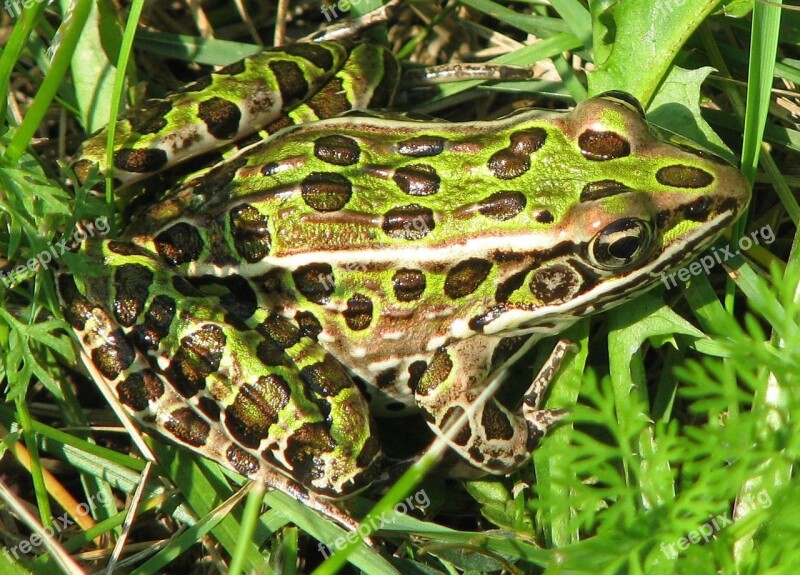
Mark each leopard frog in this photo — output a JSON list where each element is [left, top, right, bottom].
[[60, 42, 751, 514]]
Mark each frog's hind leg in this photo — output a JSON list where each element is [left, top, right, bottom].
[[58, 238, 381, 527], [412, 335, 571, 476]]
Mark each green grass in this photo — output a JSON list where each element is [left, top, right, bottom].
[[0, 0, 796, 573]]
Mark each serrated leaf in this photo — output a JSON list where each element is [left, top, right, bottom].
[[589, 0, 721, 103], [647, 66, 736, 162], [70, 0, 123, 132]]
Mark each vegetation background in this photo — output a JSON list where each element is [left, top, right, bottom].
[[0, 0, 796, 573]]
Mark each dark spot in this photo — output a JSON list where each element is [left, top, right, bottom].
[[184, 324, 226, 374], [580, 180, 629, 202], [261, 162, 281, 176], [488, 149, 529, 179], [113, 264, 152, 327], [268, 60, 310, 104], [313, 135, 361, 166], [116, 371, 164, 411], [444, 258, 493, 299], [114, 148, 168, 174], [216, 60, 246, 76], [164, 407, 210, 447], [656, 165, 714, 188], [176, 75, 212, 93], [255, 269, 286, 296], [295, 311, 323, 340], [478, 191, 526, 221], [168, 324, 226, 396], [578, 130, 631, 161], [393, 164, 440, 196], [226, 445, 260, 477], [230, 203, 271, 263], [376, 368, 397, 389], [131, 294, 176, 351], [396, 136, 445, 157], [534, 210, 554, 224], [300, 353, 351, 397], [256, 339, 291, 368], [481, 402, 514, 440], [392, 268, 426, 302], [343, 294, 373, 331], [415, 348, 453, 396], [492, 251, 526, 263], [58, 275, 92, 330], [92, 330, 135, 379], [197, 97, 241, 140], [292, 263, 334, 304], [490, 335, 529, 369], [224, 375, 289, 448], [301, 172, 352, 212], [382, 205, 435, 240], [468, 446, 485, 463], [259, 313, 301, 349], [154, 222, 204, 266], [509, 128, 547, 154], [684, 196, 712, 221], [368, 48, 400, 108], [283, 422, 336, 486], [278, 42, 336, 70], [197, 396, 221, 421], [305, 77, 349, 119]]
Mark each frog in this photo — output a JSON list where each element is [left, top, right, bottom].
[[58, 39, 751, 525]]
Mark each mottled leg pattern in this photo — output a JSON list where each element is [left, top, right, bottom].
[[412, 335, 571, 475], [59, 239, 381, 511]]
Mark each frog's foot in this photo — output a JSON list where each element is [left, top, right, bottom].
[[521, 339, 575, 446], [413, 336, 574, 476]]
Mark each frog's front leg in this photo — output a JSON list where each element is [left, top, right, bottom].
[[412, 335, 568, 475]]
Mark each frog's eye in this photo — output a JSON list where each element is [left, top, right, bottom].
[[588, 218, 653, 269]]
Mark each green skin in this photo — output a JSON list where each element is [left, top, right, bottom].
[[61, 42, 751, 506]]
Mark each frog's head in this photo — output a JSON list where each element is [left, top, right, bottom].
[[467, 91, 751, 336]]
